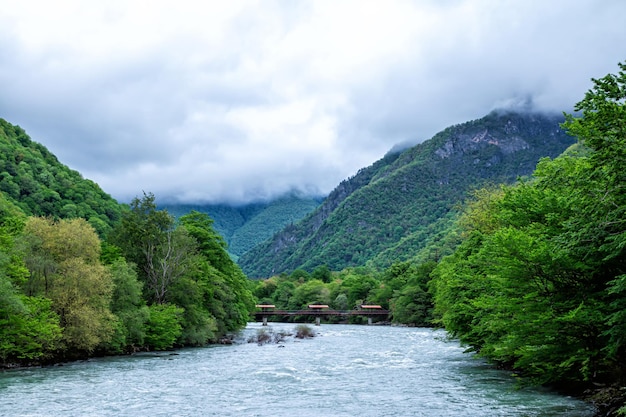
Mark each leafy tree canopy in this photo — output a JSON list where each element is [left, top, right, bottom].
[[0, 118, 122, 236]]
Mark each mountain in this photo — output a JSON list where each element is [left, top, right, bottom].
[[162, 193, 322, 259], [238, 111, 576, 278], [0, 118, 122, 235]]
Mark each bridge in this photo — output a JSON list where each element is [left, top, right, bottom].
[[254, 304, 390, 326]]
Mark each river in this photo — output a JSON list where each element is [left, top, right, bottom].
[[0, 323, 596, 416]]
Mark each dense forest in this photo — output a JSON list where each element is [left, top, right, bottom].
[[0, 121, 255, 365], [0, 119, 122, 236]]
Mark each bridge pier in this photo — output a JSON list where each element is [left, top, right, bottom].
[[262, 317, 268, 326], [315, 317, 320, 326], [368, 317, 372, 325]]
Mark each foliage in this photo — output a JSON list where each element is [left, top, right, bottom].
[[108, 197, 255, 347], [0, 122, 259, 364], [179, 210, 256, 333], [20, 217, 115, 354], [0, 118, 122, 236], [0, 287, 62, 362], [430, 62, 626, 389], [105, 259, 149, 353], [385, 261, 435, 326], [144, 303, 184, 350], [108, 192, 176, 304], [0, 196, 63, 363]]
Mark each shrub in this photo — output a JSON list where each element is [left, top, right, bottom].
[[247, 327, 290, 345], [294, 324, 315, 339]]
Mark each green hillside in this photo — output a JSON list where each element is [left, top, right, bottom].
[[0, 119, 256, 365], [163, 203, 263, 247], [239, 111, 575, 278], [163, 193, 321, 259], [0, 118, 122, 235]]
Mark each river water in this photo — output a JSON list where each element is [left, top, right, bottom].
[[0, 323, 596, 417]]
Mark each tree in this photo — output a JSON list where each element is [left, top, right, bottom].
[[561, 62, 626, 378], [109, 193, 189, 304], [144, 303, 183, 350], [105, 259, 149, 353], [21, 217, 115, 354], [388, 261, 435, 325], [560, 62, 626, 261], [0, 290, 62, 362], [272, 280, 296, 309], [311, 265, 332, 283], [144, 227, 197, 304], [288, 279, 330, 310], [0, 198, 62, 364], [179, 211, 255, 332]]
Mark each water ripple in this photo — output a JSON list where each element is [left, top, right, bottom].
[[0, 323, 596, 417]]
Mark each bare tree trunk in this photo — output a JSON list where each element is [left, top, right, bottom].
[[143, 230, 193, 304]]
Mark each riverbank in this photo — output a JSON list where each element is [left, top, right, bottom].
[[584, 385, 626, 417]]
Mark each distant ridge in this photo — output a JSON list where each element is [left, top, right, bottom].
[[162, 193, 322, 259], [238, 111, 575, 278]]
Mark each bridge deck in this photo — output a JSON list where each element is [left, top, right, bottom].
[[254, 309, 389, 317]]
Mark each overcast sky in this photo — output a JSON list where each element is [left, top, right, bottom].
[[1, 0, 624, 204]]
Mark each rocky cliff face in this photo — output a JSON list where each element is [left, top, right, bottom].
[[435, 129, 530, 159]]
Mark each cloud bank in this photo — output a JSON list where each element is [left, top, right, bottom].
[[0, 0, 624, 204]]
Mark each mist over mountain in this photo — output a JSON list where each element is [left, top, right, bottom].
[[162, 193, 323, 260], [1, 109, 576, 279], [238, 110, 575, 278]]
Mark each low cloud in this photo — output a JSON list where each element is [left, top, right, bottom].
[[0, 0, 624, 204]]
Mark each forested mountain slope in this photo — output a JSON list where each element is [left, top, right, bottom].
[[239, 111, 575, 278], [0, 118, 122, 235], [0, 119, 256, 365], [163, 193, 322, 259]]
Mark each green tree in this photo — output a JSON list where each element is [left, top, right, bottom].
[[431, 145, 621, 386], [252, 276, 278, 301], [169, 273, 219, 345], [144, 303, 184, 350], [0, 197, 62, 364], [272, 280, 296, 309], [109, 193, 186, 304], [333, 293, 349, 310], [21, 217, 115, 354], [0, 290, 62, 362], [179, 211, 254, 332], [144, 226, 197, 304], [311, 265, 332, 283], [388, 261, 435, 325], [287, 279, 330, 310], [336, 269, 379, 308], [105, 259, 149, 353], [560, 61, 626, 379]]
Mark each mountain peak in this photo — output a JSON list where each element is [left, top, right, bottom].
[[238, 111, 574, 278]]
